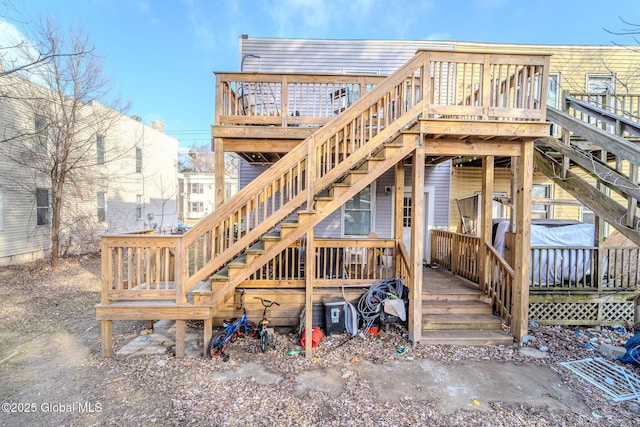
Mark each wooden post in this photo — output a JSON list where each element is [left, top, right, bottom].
[[409, 146, 425, 345], [304, 228, 315, 357], [101, 320, 113, 358], [306, 137, 316, 210], [175, 320, 185, 359], [214, 137, 225, 208], [203, 318, 213, 358], [512, 139, 533, 342], [479, 155, 494, 292], [394, 161, 405, 277]]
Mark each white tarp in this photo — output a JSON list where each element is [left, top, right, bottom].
[[494, 220, 595, 286]]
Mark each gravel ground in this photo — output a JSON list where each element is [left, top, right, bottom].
[[1, 256, 639, 426]]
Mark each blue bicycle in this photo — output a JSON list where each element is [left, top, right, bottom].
[[207, 290, 257, 361]]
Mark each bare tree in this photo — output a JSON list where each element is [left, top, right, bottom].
[[0, 17, 129, 266], [182, 144, 238, 177]]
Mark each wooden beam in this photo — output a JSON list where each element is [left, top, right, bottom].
[[409, 146, 425, 345], [512, 140, 533, 342], [211, 125, 316, 140], [420, 120, 550, 138], [423, 139, 522, 157], [304, 228, 315, 357], [222, 139, 303, 153], [394, 161, 405, 277], [479, 156, 494, 292], [214, 137, 224, 208]]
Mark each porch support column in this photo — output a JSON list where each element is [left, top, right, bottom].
[[214, 137, 225, 207], [512, 139, 533, 342], [304, 228, 315, 357], [394, 161, 405, 277], [479, 155, 494, 292], [409, 145, 425, 345]]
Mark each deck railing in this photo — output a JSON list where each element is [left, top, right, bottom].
[[215, 73, 386, 127], [243, 238, 403, 287], [216, 51, 550, 127], [431, 230, 640, 327], [431, 230, 480, 282]]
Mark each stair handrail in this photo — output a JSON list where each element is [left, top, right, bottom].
[[178, 52, 431, 291], [564, 94, 640, 138]]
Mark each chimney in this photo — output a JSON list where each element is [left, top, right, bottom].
[[151, 120, 165, 133]]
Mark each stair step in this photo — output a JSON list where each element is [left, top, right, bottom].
[[421, 313, 504, 330], [280, 221, 298, 229], [210, 267, 229, 282], [420, 330, 514, 346], [422, 300, 492, 315], [246, 241, 265, 255], [262, 231, 281, 241], [228, 254, 247, 268], [422, 292, 491, 303]]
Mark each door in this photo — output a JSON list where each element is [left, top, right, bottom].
[[402, 187, 434, 265]]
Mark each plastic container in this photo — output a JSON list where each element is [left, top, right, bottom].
[[323, 297, 346, 336], [300, 326, 323, 348]]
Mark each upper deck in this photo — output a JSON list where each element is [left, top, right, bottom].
[[212, 49, 552, 163]]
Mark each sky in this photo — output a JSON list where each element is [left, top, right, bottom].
[[2, 0, 640, 148]]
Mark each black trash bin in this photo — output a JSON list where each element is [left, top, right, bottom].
[[323, 297, 346, 335]]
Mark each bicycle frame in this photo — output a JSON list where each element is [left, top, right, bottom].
[[207, 290, 257, 361]]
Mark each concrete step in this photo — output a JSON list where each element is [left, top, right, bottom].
[[422, 299, 493, 315], [421, 313, 504, 330], [420, 329, 514, 346]]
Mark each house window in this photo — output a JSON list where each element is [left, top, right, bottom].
[[135, 147, 142, 173], [97, 135, 106, 164], [403, 196, 411, 227], [343, 185, 373, 236], [190, 201, 203, 213], [35, 114, 48, 154], [36, 188, 51, 225], [531, 184, 551, 219], [191, 183, 203, 194], [581, 206, 595, 225], [587, 74, 615, 95], [97, 192, 106, 222], [136, 194, 143, 220]]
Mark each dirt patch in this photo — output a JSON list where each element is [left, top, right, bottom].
[[1, 257, 639, 426]]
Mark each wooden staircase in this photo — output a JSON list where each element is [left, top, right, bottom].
[[420, 273, 513, 346], [200, 137, 418, 309]]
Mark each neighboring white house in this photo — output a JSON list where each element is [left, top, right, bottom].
[[0, 72, 179, 266], [178, 172, 238, 222]]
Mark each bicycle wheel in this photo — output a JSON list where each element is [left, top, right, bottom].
[[260, 330, 268, 353], [243, 320, 258, 338], [207, 331, 228, 359]]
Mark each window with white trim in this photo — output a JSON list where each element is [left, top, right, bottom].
[[35, 114, 48, 154], [531, 184, 551, 219], [97, 135, 106, 164], [135, 147, 142, 173], [36, 188, 51, 225], [343, 184, 374, 236], [97, 192, 106, 222]]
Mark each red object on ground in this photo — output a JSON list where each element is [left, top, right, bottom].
[[300, 326, 323, 348]]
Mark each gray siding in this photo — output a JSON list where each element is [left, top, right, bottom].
[[238, 37, 455, 75]]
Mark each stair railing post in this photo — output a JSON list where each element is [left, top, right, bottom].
[[306, 136, 315, 211]]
